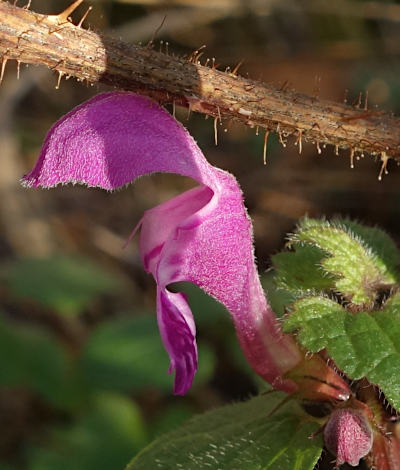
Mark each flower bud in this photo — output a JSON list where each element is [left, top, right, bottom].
[[324, 408, 373, 467]]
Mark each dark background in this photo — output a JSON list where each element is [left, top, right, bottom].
[[1, 0, 399, 468]]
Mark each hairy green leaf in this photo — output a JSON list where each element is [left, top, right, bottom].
[[284, 295, 400, 411], [272, 245, 336, 294], [289, 218, 398, 306], [337, 219, 400, 280], [126, 393, 323, 470]]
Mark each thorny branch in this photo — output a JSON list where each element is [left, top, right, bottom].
[[1, 1, 400, 174]]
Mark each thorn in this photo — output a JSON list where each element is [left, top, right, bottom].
[[211, 57, 216, 69], [279, 79, 290, 92], [364, 90, 369, 110], [231, 59, 243, 76], [217, 105, 221, 123], [77, 6, 92, 28], [17, 60, 21, 80], [349, 147, 355, 168], [195, 52, 205, 64], [187, 45, 206, 63], [276, 124, 286, 147], [204, 58, 210, 67], [56, 70, 64, 89], [57, 0, 84, 23], [186, 102, 192, 120], [172, 100, 176, 118], [255, 126, 259, 136], [278, 130, 286, 148], [378, 152, 389, 181], [316, 141, 321, 154], [295, 129, 303, 154], [23, 0, 31, 9], [0, 56, 8, 85], [263, 130, 269, 165], [313, 75, 321, 99], [214, 116, 218, 146], [146, 15, 167, 50], [165, 41, 169, 55], [356, 91, 362, 109], [343, 89, 348, 104], [335, 145, 339, 156]]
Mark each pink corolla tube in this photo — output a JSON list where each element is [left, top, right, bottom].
[[22, 91, 304, 395]]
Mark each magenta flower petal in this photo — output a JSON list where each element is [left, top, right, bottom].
[[157, 289, 197, 394], [22, 92, 302, 394], [22, 92, 218, 190]]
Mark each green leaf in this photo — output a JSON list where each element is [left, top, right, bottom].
[[0, 314, 82, 408], [80, 315, 215, 393], [337, 219, 400, 280], [28, 393, 148, 470], [289, 218, 397, 306], [1, 255, 121, 316], [271, 245, 336, 295], [260, 272, 296, 319], [283, 295, 400, 411], [126, 393, 323, 470]]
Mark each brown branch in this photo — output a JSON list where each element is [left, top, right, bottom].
[[1, 1, 400, 165]]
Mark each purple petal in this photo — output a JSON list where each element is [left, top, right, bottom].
[[23, 92, 302, 394], [137, 186, 212, 274], [153, 172, 301, 392], [22, 92, 218, 190], [157, 289, 197, 395]]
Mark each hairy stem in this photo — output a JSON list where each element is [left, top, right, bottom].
[[1, 1, 400, 163]]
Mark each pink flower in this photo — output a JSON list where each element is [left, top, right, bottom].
[[22, 92, 328, 396]]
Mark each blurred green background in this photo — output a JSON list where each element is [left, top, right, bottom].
[[1, 0, 400, 469]]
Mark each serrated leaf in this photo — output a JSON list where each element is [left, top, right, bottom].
[[271, 245, 336, 295], [80, 315, 215, 393], [337, 219, 400, 280], [283, 295, 400, 411], [290, 218, 397, 306], [1, 255, 121, 316], [126, 393, 323, 470]]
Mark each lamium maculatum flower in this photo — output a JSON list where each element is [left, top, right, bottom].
[[22, 92, 350, 399]]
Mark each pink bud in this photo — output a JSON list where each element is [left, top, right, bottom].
[[324, 408, 373, 467]]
